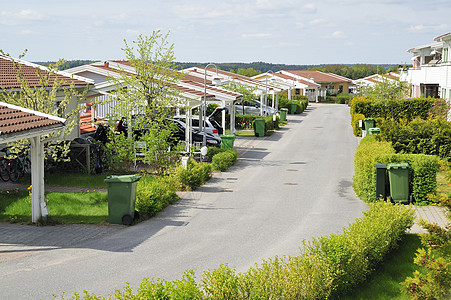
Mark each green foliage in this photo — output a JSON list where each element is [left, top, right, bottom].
[[230, 67, 261, 77], [104, 132, 134, 172], [335, 93, 354, 104], [428, 98, 451, 120], [207, 103, 220, 116], [206, 146, 225, 161], [222, 82, 257, 104], [212, 150, 237, 172], [135, 176, 178, 217], [353, 136, 439, 204], [202, 264, 242, 300], [402, 248, 451, 300], [350, 96, 437, 124], [175, 158, 212, 190], [305, 201, 415, 296], [378, 118, 451, 160], [359, 77, 411, 102]]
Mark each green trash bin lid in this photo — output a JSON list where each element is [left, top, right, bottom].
[[220, 134, 236, 139], [104, 174, 142, 183], [281, 108, 288, 112], [364, 118, 374, 121], [387, 163, 409, 170], [375, 164, 386, 169]]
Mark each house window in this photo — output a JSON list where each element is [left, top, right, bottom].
[[339, 85, 343, 93], [442, 88, 447, 99], [295, 89, 300, 95], [444, 48, 449, 62]]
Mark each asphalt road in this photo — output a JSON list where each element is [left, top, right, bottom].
[[0, 103, 368, 299]]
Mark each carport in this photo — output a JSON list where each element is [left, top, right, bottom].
[[0, 102, 66, 223]]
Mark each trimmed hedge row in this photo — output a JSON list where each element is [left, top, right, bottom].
[[353, 136, 439, 204], [350, 96, 436, 122], [63, 201, 415, 299], [212, 150, 238, 172], [378, 118, 451, 160]]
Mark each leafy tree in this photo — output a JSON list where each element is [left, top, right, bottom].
[[0, 49, 89, 161], [231, 67, 261, 77], [359, 77, 411, 102], [106, 31, 184, 174], [221, 81, 257, 114]]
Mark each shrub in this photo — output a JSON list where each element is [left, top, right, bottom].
[[206, 146, 224, 161], [135, 176, 179, 217], [212, 150, 238, 172], [378, 118, 451, 160], [335, 93, 353, 104], [175, 158, 212, 190], [351, 113, 365, 137], [353, 136, 439, 204]]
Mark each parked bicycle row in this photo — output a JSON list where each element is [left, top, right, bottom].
[[0, 147, 31, 182]]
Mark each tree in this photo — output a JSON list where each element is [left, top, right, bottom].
[[359, 77, 411, 102], [0, 49, 89, 161], [105, 31, 184, 174], [221, 81, 257, 115]]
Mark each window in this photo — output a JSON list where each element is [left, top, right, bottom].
[[442, 88, 446, 99], [444, 47, 449, 62], [295, 89, 300, 95]]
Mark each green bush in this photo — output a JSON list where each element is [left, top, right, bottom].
[[135, 176, 179, 217], [206, 146, 224, 161], [212, 150, 238, 171], [353, 136, 439, 204], [176, 158, 212, 190], [335, 93, 353, 104], [350, 96, 436, 124], [378, 118, 451, 160]]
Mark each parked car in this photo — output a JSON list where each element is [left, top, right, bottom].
[[116, 116, 220, 147], [172, 106, 226, 138], [167, 118, 221, 147], [228, 100, 276, 116]]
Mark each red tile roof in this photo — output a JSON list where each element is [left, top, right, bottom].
[[274, 72, 320, 87], [284, 70, 352, 83], [434, 32, 451, 41], [0, 102, 65, 137], [0, 55, 92, 89]]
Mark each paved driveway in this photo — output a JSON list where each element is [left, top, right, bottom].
[[0, 103, 369, 299]]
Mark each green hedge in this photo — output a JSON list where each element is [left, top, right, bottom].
[[212, 150, 238, 172], [135, 177, 179, 217], [62, 201, 415, 300], [353, 136, 439, 204], [350, 96, 436, 123], [378, 118, 451, 160], [176, 158, 212, 190]]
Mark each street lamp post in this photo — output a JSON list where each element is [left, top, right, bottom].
[[263, 70, 274, 116], [203, 63, 219, 147]]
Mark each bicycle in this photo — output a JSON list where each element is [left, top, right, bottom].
[[0, 147, 30, 182]]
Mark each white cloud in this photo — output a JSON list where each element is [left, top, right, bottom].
[[241, 33, 271, 39], [19, 29, 34, 35], [18, 10, 44, 20], [296, 22, 305, 29], [126, 29, 140, 35], [304, 3, 317, 13], [310, 18, 326, 25], [332, 31, 346, 39], [409, 24, 447, 32]]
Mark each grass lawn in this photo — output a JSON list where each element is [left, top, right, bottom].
[[17, 172, 111, 188], [0, 189, 108, 224], [340, 234, 422, 299]]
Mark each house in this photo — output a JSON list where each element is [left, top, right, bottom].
[[253, 72, 321, 102], [0, 54, 95, 140], [182, 66, 284, 115], [278, 70, 353, 97], [401, 32, 451, 102], [354, 72, 401, 89], [65, 61, 243, 147]]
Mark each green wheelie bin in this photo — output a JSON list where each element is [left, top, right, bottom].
[[220, 134, 236, 149], [363, 118, 375, 131], [387, 163, 412, 204], [254, 118, 265, 137], [280, 108, 288, 122], [368, 127, 380, 135], [290, 102, 298, 114], [104, 174, 141, 225]]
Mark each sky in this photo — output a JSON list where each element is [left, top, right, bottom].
[[0, 0, 450, 65]]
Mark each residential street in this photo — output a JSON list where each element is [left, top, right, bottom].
[[0, 103, 369, 299]]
